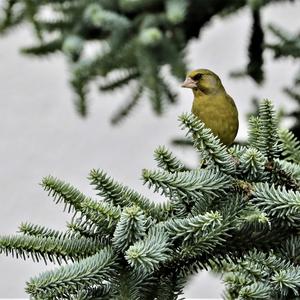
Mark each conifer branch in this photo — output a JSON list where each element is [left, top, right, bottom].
[[0, 234, 102, 264], [164, 211, 225, 249], [125, 227, 171, 273], [0, 0, 25, 33], [248, 115, 261, 147], [279, 128, 300, 163], [153, 271, 186, 300], [278, 235, 300, 264], [239, 147, 267, 181], [26, 247, 116, 299], [176, 225, 231, 260], [224, 250, 300, 299], [84, 4, 131, 32], [275, 159, 300, 182], [119, 0, 161, 12], [74, 283, 111, 300], [18, 222, 69, 239], [253, 182, 300, 225], [267, 159, 300, 191], [238, 282, 272, 299], [41, 175, 88, 212], [79, 198, 121, 234], [154, 145, 187, 173], [237, 206, 271, 232], [113, 268, 155, 299], [21, 38, 63, 56], [42, 176, 122, 232], [251, 99, 280, 159], [37, 18, 73, 33], [112, 206, 148, 252], [67, 218, 111, 244], [142, 168, 232, 202], [99, 70, 139, 92], [246, 7, 264, 84], [1, 99, 300, 298], [179, 113, 236, 174], [88, 169, 172, 220]]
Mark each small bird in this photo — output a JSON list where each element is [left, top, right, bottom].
[[182, 69, 239, 145]]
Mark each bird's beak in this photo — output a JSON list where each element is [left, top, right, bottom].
[[181, 77, 197, 89]]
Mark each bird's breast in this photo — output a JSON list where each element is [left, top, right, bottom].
[[191, 94, 238, 145]]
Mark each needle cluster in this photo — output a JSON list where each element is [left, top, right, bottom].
[[1, 100, 300, 299]]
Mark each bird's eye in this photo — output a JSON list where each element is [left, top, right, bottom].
[[192, 74, 202, 81]]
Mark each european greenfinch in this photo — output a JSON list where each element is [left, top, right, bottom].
[[182, 69, 239, 145]]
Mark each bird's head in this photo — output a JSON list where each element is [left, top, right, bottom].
[[181, 69, 224, 95]]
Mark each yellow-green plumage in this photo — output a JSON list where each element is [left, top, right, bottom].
[[182, 69, 238, 145]]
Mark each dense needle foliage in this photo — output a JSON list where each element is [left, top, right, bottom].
[[266, 24, 300, 138], [1, 99, 300, 299]]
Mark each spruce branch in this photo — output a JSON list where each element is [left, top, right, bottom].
[[0, 0, 25, 33], [67, 218, 110, 243], [21, 38, 63, 56], [41, 175, 88, 212], [154, 145, 187, 173], [154, 271, 186, 300], [73, 283, 111, 300], [179, 112, 236, 174], [99, 69, 139, 92], [18, 222, 69, 239], [237, 206, 271, 232], [42, 175, 122, 233], [271, 267, 300, 297], [79, 198, 121, 234], [275, 159, 300, 182], [164, 211, 224, 246], [112, 206, 148, 252], [279, 128, 300, 163], [246, 8, 264, 84], [253, 182, 300, 225], [266, 24, 300, 59], [26, 247, 116, 299], [238, 282, 272, 299], [239, 147, 267, 181], [142, 168, 232, 203], [1, 100, 300, 298], [278, 235, 300, 264], [159, 75, 179, 104], [37, 18, 74, 33], [84, 4, 131, 32], [268, 159, 300, 191], [248, 115, 261, 147], [223, 250, 300, 299], [113, 267, 155, 300], [250, 99, 280, 159], [175, 225, 231, 260], [88, 169, 172, 220], [0, 234, 102, 264], [125, 227, 171, 273]]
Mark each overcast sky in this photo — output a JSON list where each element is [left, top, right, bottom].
[[0, 2, 299, 297]]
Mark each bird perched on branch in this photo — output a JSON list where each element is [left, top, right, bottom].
[[182, 69, 239, 145]]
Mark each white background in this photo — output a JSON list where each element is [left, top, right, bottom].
[[0, 2, 299, 298]]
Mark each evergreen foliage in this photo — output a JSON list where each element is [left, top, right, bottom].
[[1, 99, 300, 298], [266, 24, 300, 138], [0, 0, 298, 127]]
